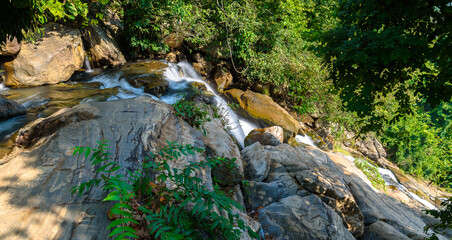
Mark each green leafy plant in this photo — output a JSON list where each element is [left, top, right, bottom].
[[354, 158, 386, 191], [424, 197, 452, 240], [172, 98, 211, 135], [71, 140, 258, 240]]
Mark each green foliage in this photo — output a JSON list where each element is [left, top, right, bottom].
[[424, 197, 452, 240], [172, 98, 211, 134], [72, 140, 258, 240], [354, 157, 386, 191], [0, 0, 110, 43], [379, 100, 452, 189], [319, 0, 452, 131]]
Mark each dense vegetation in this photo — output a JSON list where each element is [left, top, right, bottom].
[[72, 140, 258, 239], [2, 0, 451, 207]]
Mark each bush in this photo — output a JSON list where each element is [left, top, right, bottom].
[[424, 197, 452, 240], [354, 157, 386, 191], [71, 140, 258, 240], [172, 98, 211, 135]]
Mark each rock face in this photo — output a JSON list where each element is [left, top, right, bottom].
[[225, 89, 300, 136], [85, 24, 126, 68], [258, 195, 355, 240], [202, 118, 244, 186], [244, 126, 283, 147], [241, 143, 364, 238], [0, 96, 26, 119], [4, 23, 85, 88], [0, 37, 21, 56], [0, 97, 260, 239]]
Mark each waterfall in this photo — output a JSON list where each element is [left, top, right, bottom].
[[0, 82, 7, 92], [344, 155, 436, 209], [84, 56, 92, 72], [295, 134, 316, 147], [163, 62, 259, 147]]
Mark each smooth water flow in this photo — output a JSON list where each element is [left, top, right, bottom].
[[84, 56, 93, 72], [163, 62, 259, 147], [344, 155, 436, 209], [377, 168, 437, 209], [295, 134, 316, 147]]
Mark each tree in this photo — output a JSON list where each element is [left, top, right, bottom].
[[319, 0, 451, 132]]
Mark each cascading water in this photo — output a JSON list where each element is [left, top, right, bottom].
[[84, 56, 93, 73], [163, 62, 259, 147], [295, 134, 316, 147], [343, 155, 437, 209]]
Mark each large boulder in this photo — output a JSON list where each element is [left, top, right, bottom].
[[0, 96, 26, 119], [0, 96, 260, 239], [85, 24, 126, 68], [258, 195, 355, 240], [0, 97, 208, 239], [0, 37, 21, 56], [244, 126, 283, 147], [4, 23, 85, 88], [225, 89, 300, 137], [241, 143, 364, 237]]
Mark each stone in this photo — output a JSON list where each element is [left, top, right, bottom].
[[0, 96, 26, 119], [212, 66, 233, 92], [224, 89, 301, 137], [126, 74, 169, 97], [241, 142, 270, 182], [162, 33, 184, 49], [355, 137, 387, 161], [85, 24, 126, 68], [362, 221, 410, 240], [0, 36, 21, 56], [244, 126, 283, 147], [241, 142, 364, 237], [203, 118, 244, 186], [0, 97, 213, 239], [258, 195, 355, 240], [166, 52, 177, 63], [4, 23, 85, 88]]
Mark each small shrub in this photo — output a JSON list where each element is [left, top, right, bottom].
[[424, 197, 452, 240], [354, 158, 386, 191], [172, 98, 211, 135], [71, 140, 258, 240]]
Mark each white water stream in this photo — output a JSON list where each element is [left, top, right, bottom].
[[87, 61, 259, 147], [344, 155, 436, 209], [163, 62, 259, 147]]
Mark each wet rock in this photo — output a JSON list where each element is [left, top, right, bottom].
[[0, 96, 26, 119], [258, 195, 355, 240], [4, 23, 84, 88], [0, 36, 21, 56], [224, 89, 301, 137], [244, 126, 283, 147], [241, 142, 270, 182], [126, 75, 169, 97], [85, 24, 126, 68], [121, 61, 167, 78]]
